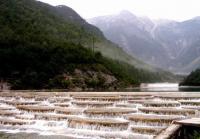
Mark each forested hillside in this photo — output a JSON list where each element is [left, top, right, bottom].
[[180, 69, 200, 86], [0, 0, 177, 90]]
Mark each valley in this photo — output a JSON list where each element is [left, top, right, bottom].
[[0, 0, 200, 138], [0, 0, 178, 90], [89, 11, 200, 74]]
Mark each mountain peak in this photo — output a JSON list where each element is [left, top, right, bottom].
[[119, 10, 136, 18]]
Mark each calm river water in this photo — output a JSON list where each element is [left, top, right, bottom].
[[127, 83, 200, 92]]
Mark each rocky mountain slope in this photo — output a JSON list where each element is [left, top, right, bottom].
[[89, 11, 200, 74]]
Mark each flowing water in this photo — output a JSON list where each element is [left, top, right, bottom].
[[0, 84, 200, 139]]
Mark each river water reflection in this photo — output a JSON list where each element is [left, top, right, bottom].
[[130, 83, 200, 92]]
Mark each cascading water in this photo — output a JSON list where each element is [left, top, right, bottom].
[[0, 91, 200, 139]]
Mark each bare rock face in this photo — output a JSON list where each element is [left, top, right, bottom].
[[61, 69, 118, 91], [101, 73, 117, 84], [74, 69, 82, 76], [0, 81, 10, 91], [89, 12, 200, 74]]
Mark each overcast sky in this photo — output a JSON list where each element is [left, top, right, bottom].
[[39, 0, 200, 21]]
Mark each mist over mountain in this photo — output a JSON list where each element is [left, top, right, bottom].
[[88, 11, 200, 74]]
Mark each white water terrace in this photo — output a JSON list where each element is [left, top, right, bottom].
[[0, 90, 200, 139]]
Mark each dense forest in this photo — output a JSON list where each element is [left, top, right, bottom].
[[0, 0, 177, 90], [180, 69, 200, 86]]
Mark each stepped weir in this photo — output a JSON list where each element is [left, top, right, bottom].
[[0, 91, 200, 138]]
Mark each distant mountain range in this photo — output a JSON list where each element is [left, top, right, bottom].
[[88, 11, 200, 74], [0, 0, 178, 89], [49, 6, 165, 72]]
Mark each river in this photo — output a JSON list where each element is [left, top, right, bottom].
[[126, 83, 200, 92]]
